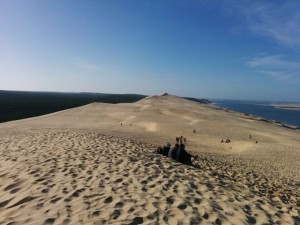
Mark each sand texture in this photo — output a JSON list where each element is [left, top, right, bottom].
[[0, 94, 299, 225]]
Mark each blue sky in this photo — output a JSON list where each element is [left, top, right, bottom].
[[1, 0, 300, 101]]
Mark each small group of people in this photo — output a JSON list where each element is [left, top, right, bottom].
[[220, 138, 231, 143], [156, 142, 194, 165]]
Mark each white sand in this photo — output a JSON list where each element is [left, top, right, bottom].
[[0, 94, 299, 224]]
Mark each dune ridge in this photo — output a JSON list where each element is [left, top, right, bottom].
[[0, 94, 299, 224]]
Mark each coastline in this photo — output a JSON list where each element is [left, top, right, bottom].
[[210, 103, 300, 130], [211, 100, 300, 129], [272, 104, 300, 111]]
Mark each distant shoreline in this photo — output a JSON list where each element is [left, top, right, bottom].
[[272, 104, 300, 111], [212, 101, 300, 129], [211, 105, 299, 130]]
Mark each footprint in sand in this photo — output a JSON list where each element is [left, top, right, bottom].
[[43, 218, 55, 225], [111, 209, 121, 219], [166, 197, 174, 205], [62, 218, 70, 225], [4, 180, 23, 191], [50, 196, 62, 204], [115, 201, 124, 208], [9, 188, 21, 194], [177, 202, 188, 210], [128, 217, 143, 225], [92, 210, 101, 217], [0, 198, 13, 208], [104, 196, 113, 203], [8, 196, 36, 208]]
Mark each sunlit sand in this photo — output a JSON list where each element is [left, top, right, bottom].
[[0, 94, 299, 224]]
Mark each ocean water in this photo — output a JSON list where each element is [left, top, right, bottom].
[[212, 100, 300, 128]]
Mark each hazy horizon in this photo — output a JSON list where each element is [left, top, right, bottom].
[[2, 89, 300, 104], [1, 1, 300, 101]]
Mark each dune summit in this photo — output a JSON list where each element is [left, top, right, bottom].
[[0, 94, 299, 224]]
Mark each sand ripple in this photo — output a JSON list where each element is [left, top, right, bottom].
[[0, 129, 299, 225]]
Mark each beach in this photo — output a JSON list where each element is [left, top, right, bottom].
[[272, 104, 300, 111], [0, 94, 299, 225]]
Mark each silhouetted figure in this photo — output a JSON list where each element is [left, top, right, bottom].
[[162, 142, 171, 157], [180, 136, 184, 144], [168, 144, 179, 158], [193, 129, 196, 133], [157, 142, 194, 165], [176, 145, 182, 162], [221, 139, 224, 143], [171, 145, 178, 160], [156, 146, 163, 154], [225, 139, 231, 143], [177, 144, 193, 165]]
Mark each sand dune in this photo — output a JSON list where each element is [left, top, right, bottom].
[[0, 94, 299, 224]]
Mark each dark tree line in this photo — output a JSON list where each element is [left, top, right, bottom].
[[0, 91, 146, 123]]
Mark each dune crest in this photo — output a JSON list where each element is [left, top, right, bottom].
[[0, 94, 299, 224]]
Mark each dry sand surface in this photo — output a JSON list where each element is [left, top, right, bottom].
[[0, 94, 299, 225]]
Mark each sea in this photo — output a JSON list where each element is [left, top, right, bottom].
[[211, 100, 300, 129]]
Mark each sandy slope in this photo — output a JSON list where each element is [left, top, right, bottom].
[[0, 94, 299, 224]]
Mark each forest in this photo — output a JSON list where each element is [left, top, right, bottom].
[[0, 90, 146, 123]]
